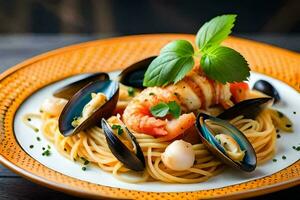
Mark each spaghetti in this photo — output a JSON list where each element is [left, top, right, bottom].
[[23, 95, 281, 183]]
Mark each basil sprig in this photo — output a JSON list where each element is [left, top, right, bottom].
[[150, 101, 181, 119], [143, 14, 250, 86]]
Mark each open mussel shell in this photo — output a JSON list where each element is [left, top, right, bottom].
[[101, 118, 145, 171], [196, 113, 257, 172], [118, 56, 156, 89], [218, 97, 272, 120], [59, 80, 119, 136], [253, 80, 280, 103], [54, 72, 109, 100]]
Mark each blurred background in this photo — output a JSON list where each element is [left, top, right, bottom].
[[0, 1, 300, 199], [0, 0, 299, 71], [0, 0, 299, 34]]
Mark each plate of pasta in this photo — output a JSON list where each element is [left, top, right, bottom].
[[1, 15, 300, 199]]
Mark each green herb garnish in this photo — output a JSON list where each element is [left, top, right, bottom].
[[111, 124, 124, 135], [42, 149, 51, 156], [282, 155, 286, 160], [127, 87, 135, 97], [82, 167, 87, 171], [29, 145, 34, 149], [143, 14, 250, 86], [150, 101, 181, 119], [36, 137, 41, 141], [272, 159, 277, 162], [27, 118, 31, 121]]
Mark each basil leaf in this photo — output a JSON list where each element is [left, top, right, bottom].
[[196, 14, 236, 51], [143, 40, 194, 87], [150, 102, 169, 117], [167, 101, 181, 119], [200, 46, 250, 84]]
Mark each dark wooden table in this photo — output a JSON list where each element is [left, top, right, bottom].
[[0, 34, 299, 200]]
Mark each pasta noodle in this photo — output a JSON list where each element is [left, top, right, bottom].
[[23, 104, 278, 183]]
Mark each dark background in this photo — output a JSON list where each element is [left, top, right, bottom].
[[0, 0, 299, 200], [0, 0, 299, 35]]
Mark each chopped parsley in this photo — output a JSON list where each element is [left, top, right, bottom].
[[286, 124, 292, 128], [36, 137, 41, 141], [282, 155, 286, 160], [293, 111, 296, 114], [29, 145, 34, 149], [42, 149, 51, 156], [82, 167, 87, 171], [34, 128, 39, 132], [27, 118, 31, 121], [272, 159, 277, 162], [127, 87, 135, 97], [111, 124, 124, 135]]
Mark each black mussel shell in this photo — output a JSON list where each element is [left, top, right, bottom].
[[54, 73, 109, 100], [118, 56, 156, 89], [59, 80, 119, 136], [218, 97, 272, 120], [196, 113, 257, 172], [253, 80, 280, 103], [101, 118, 145, 171]]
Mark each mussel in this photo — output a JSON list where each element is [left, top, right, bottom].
[[101, 118, 145, 171], [218, 97, 272, 120], [118, 56, 156, 89], [54, 73, 109, 100], [196, 113, 257, 172], [59, 80, 119, 136], [253, 80, 280, 103], [56, 57, 155, 136]]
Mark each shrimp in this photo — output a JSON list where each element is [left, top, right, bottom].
[[122, 87, 196, 139], [122, 68, 233, 140]]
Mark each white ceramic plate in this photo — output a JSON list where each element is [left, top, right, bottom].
[[14, 72, 300, 193]]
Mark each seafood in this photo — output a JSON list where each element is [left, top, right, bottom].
[[40, 97, 68, 117], [161, 140, 195, 171], [196, 113, 257, 172], [123, 68, 233, 140], [253, 80, 280, 103]]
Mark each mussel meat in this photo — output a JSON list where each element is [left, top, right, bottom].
[[59, 80, 119, 136], [118, 56, 156, 89], [54, 72, 109, 100], [101, 118, 145, 171], [196, 113, 257, 172], [253, 80, 280, 103], [218, 97, 272, 120]]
